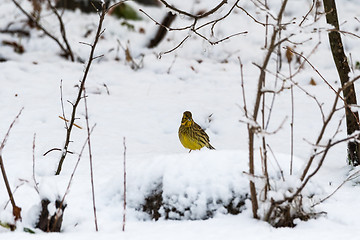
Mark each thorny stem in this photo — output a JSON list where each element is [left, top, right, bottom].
[[54, 125, 96, 231], [11, 0, 74, 61], [289, 63, 294, 176], [0, 108, 24, 222], [159, 0, 227, 19], [83, 87, 98, 231], [248, 0, 288, 219], [122, 137, 127, 232], [300, 90, 340, 181], [46, 0, 74, 61], [55, 3, 107, 175], [32, 133, 39, 193], [152, 0, 243, 56]]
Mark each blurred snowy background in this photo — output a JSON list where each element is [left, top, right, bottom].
[[1, 0, 360, 239]]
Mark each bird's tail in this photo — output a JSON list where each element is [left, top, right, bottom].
[[207, 143, 215, 150]]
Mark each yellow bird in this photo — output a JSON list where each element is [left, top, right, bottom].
[[178, 111, 215, 152]]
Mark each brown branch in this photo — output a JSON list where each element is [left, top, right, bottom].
[[122, 137, 127, 232], [266, 144, 285, 181], [54, 124, 96, 231], [159, 35, 190, 58], [236, 6, 267, 26], [300, 90, 340, 181], [299, 0, 316, 26], [46, 0, 74, 61], [0, 28, 30, 37], [32, 133, 39, 194], [60, 80, 68, 130], [247, 0, 289, 219], [195, 0, 240, 34], [11, 0, 74, 61], [194, 30, 248, 45], [328, 29, 360, 39], [43, 148, 62, 156], [286, 47, 342, 103], [0, 108, 24, 222], [150, 0, 243, 56], [147, 11, 177, 48], [55, 2, 108, 175], [266, 135, 341, 221], [289, 63, 294, 176], [238, 57, 248, 118], [0, 155, 22, 222], [159, 0, 228, 19], [83, 87, 98, 231], [287, 47, 360, 127], [139, 9, 191, 31], [314, 169, 360, 207], [0, 108, 24, 152]]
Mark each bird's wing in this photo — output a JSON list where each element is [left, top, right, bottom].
[[194, 122, 210, 142]]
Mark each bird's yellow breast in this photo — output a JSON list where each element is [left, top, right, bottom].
[[178, 130, 204, 150]]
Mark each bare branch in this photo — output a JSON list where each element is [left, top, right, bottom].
[[313, 169, 360, 207], [159, 35, 190, 58], [32, 133, 39, 194], [236, 6, 267, 26], [83, 86, 98, 231], [46, 0, 74, 61], [11, 0, 74, 61], [139, 9, 191, 31], [0, 109, 24, 222], [122, 137, 127, 232], [55, 2, 109, 175], [300, 89, 340, 181], [299, 0, 316, 26], [60, 80, 68, 130], [0, 108, 24, 153], [158, 0, 228, 19]]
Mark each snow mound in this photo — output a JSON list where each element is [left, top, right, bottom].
[[123, 150, 250, 220]]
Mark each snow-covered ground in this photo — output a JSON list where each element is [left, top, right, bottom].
[[1, 0, 360, 239]]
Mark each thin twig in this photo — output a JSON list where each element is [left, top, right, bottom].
[[32, 133, 39, 194], [313, 169, 360, 207], [299, 0, 316, 26], [11, 0, 74, 61], [60, 80, 69, 130], [46, 0, 74, 61], [122, 137, 127, 232], [195, 0, 241, 34], [300, 89, 340, 181], [0, 108, 24, 153], [167, 54, 178, 74], [83, 86, 98, 231], [0, 108, 24, 222], [159, 0, 227, 19], [236, 6, 267, 26], [3, 182, 25, 210], [55, 2, 109, 175], [248, 0, 289, 219], [55, 124, 97, 230], [159, 35, 190, 58], [266, 144, 285, 181], [139, 9, 191, 31], [238, 57, 248, 118], [286, 47, 342, 101], [289, 62, 294, 176], [328, 29, 360, 39]]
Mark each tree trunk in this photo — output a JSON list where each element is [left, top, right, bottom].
[[147, 12, 176, 48], [323, 0, 360, 166]]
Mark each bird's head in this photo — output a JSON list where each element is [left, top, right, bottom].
[[181, 111, 193, 127]]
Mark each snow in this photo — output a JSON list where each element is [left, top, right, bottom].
[[1, 0, 360, 238]]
